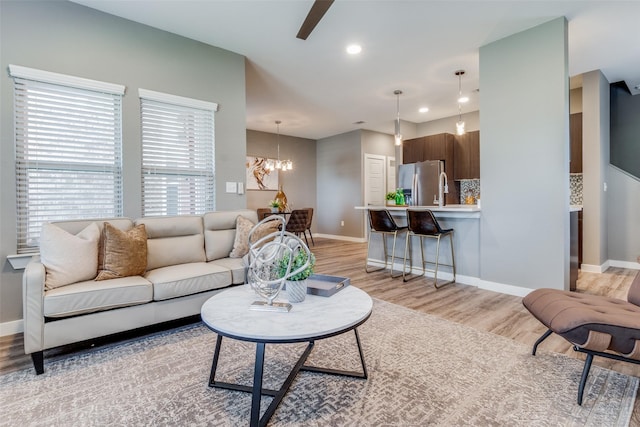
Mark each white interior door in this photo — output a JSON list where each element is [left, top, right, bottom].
[[364, 154, 386, 237], [364, 153, 386, 206]]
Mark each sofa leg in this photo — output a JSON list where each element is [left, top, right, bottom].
[[532, 329, 553, 355], [577, 352, 594, 405], [31, 351, 44, 375]]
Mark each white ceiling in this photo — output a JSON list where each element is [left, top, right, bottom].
[[72, 0, 640, 140]]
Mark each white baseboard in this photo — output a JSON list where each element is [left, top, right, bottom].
[[368, 258, 535, 298], [1, 319, 23, 337], [315, 233, 366, 243], [581, 261, 611, 273], [477, 279, 534, 297], [609, 260, 640, 270]]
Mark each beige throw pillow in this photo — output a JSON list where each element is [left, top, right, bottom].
[[95, 223, 148, 281], [40, 222, 100, 290], [229, 215, 279, 258], [229, 216, 254, 258]]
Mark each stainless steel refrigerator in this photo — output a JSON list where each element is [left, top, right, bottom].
[[397, 160, 443, 206]]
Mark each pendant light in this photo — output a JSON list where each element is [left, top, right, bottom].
[[394, 89, 403, 146], [455, 70, 466, 136], [266, 120, 292, 172]]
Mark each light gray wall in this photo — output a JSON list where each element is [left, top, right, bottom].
[[581, 70, 610, 268], [608, 166, 640, 262], [416, 111, 480, 137], [246, 130, 316, 217], [479, 17, 570, 291], [316, 130, 362, 237], [0, 1, 246, 324]]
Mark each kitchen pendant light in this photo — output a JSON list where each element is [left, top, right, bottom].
[[266, 120, 292, 172], [394, 89, 403, 146], [455, 70, 466, 136]]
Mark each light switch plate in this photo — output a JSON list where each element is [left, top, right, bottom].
[[225, 182, 237, 193], [237, 182, 244, 194]]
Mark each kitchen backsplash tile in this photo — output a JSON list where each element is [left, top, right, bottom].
[[459, 179, 480, 204], [570, 173, 583, 205], [457, 175, 582, 206]]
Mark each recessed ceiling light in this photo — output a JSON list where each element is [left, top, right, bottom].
[[346, 44, 362, 55], [418, 107, 429, 113], [458, 96, 469, 103]]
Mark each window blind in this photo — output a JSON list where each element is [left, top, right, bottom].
[[140, 92, 215, 216], [12, 75, 123, 253]]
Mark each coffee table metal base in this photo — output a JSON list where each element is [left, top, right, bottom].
[[208, 329, 368, 427]]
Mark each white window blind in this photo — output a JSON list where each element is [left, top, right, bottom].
[[140, 89, 216, 216], [11, 66, 124, 253]]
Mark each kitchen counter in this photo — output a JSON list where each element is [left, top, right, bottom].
[[355, 204, 480, 219]]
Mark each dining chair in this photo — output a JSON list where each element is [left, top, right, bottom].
[[285, 209, 310, 246], [256, 208, 271, 221], [303, 207, 314, 246]]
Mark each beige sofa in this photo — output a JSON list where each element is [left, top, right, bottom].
[[23, 209, 258, 374]]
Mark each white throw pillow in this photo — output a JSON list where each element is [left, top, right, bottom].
[[40, 222, 100, 290]]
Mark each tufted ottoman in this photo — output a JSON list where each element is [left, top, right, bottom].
[[523, 271, 640, 405]]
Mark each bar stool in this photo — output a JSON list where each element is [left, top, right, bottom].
[[365, 209, 407, 278], [403, 209, 456, 288]]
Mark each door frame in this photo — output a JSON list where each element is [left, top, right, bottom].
[[363, 153, 387, 237]]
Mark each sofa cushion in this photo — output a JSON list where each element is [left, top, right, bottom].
[[208, 257, 247, 284], [204, 210, 258, 261], [96, 223, 148, 281], [136, 216, 205, 270], [40, 222, 100, 290], [146, 262, 232, 301], [44, 276, 153, 318]]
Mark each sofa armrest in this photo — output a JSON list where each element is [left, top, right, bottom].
[[22, 256, 45, 354]]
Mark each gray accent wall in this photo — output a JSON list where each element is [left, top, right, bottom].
[[608, 166, 640, 263], [316, 130, 362, 237], [246, 130, 316, 216], [0, 1, 246, 324], [479, 17, 570, 291]]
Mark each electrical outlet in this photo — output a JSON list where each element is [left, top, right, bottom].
[[341, 220, 344, 227]]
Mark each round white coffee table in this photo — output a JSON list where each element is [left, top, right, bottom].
[[201, 284, 372, 427]]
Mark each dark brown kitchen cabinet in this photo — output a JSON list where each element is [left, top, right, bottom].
[[570, 113, 582, 174], [402, 137, 424, 165], [403, 133, 457, 204], [454, 130, 480, 179]]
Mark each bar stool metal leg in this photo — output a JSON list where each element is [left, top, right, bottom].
[[365, 210, 407, 278], [402, 209, 456, 288]]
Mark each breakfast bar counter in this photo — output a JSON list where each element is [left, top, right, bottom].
[[355, 205, 481, 283]]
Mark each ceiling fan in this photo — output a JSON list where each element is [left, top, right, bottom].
[[296, 0, 335, 40]]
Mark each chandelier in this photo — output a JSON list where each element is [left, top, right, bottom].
[[266, 120, 292, 171]]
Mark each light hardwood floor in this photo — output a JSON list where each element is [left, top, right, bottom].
[[2, 237, 639, 424]]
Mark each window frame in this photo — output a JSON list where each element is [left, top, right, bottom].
[[139, 88, 217, 217], [9, 65, 125, 253]]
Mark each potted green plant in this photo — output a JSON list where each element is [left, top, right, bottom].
[[277, 248, 316, 303], [268, 199, 281, 213], [385, 192, 397, 206]]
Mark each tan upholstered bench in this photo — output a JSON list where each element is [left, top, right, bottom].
[[523, 271, 640, 405]]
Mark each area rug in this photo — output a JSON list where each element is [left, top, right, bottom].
[[0, 299, 637, 426]]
